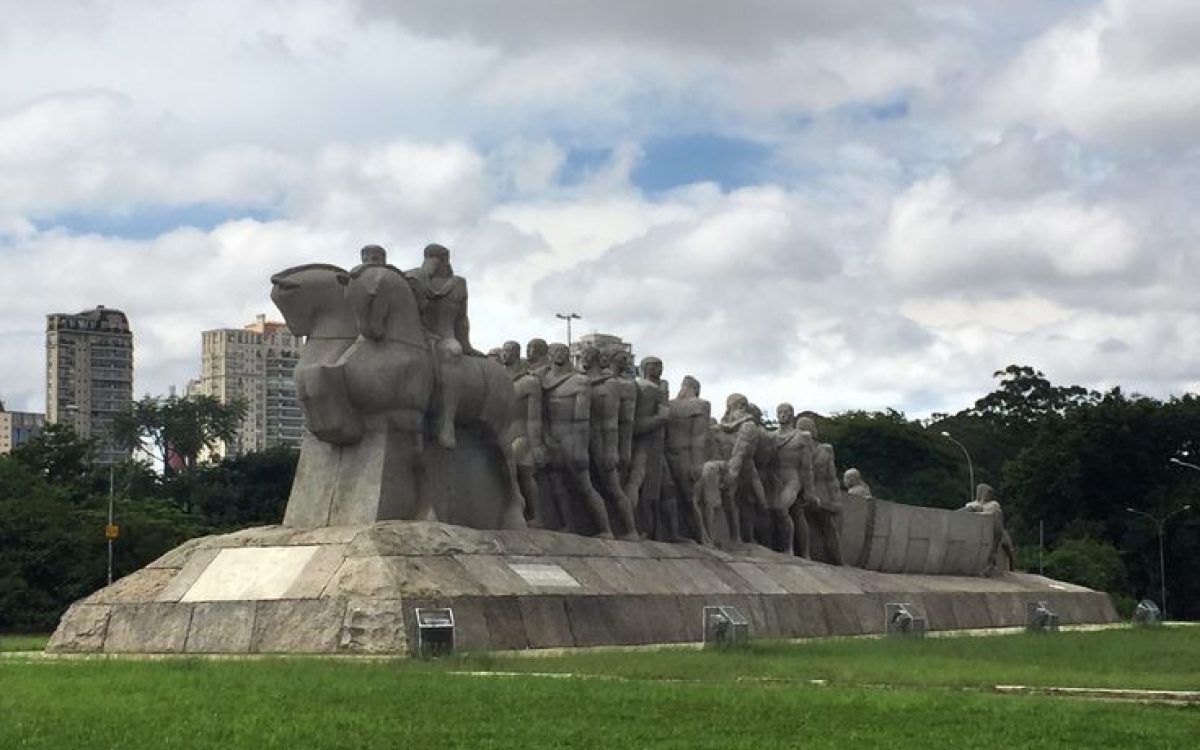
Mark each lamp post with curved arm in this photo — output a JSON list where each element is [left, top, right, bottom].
[[1126, 504, 1192, 618], [941, 431, 975, 504], [555, 312, 581, 348]]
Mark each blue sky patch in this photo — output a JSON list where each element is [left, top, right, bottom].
[[560, 146, 614, 185], [631, 133, 773, 193], [34, 204, 277, 240]]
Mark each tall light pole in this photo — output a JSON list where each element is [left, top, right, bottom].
[[1125, 504, 1191, 618], [556, 312, 581, 348], [106, 465, 116, 586], [941, 431, 975, 504]]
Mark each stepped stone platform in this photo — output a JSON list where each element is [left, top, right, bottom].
[[48, 521, 1118, 655]]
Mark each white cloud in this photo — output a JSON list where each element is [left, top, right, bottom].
[[2, 0, 1200, 423], [988, 0, 1200, 144], [880, 157, 1139, 290]]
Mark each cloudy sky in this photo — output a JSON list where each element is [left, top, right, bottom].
[[2, 0, 1198, 418]]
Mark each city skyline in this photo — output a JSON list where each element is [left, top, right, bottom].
[[2, 1, 1198, 419]]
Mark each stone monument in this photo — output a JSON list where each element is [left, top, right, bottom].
[[46, 242, 1119, 656]]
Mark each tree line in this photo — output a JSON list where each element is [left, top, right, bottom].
[[2, 368, 1197, 631]]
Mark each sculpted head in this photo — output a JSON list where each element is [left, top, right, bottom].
[[500, 340, 521, 367], [725, 393, 749, 417], [526, 337, 548, 363], [360, 244, 387, 265], [677, 375, 700, 399], [796, 416, 819, 439], [548, 342, 571, 367], [423, 243, 452, 276], [641, 356, 663, 381], [776, 402, 795, 426], [610, 350, 631, 376], [975, 483, 996, 503], [844, 468, 863, 487], [580, 345, 601, 371]]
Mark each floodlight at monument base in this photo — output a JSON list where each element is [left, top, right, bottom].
[[1132, 599, 1162, 627], [885, 603, 926, 637], [414, 607, 456, 657], [1025, 601, 1060, 633], [702, 605, 750, 647]]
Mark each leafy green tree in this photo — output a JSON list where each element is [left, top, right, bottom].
[[817, 410, 965, 509], [1044, 537, 1130, 595], [0, 457, 103, 631], [967, 365, 1099, 430], [191, 447, 297, 528], [112, 394, 245, 475], [10, 423, 99, 501]]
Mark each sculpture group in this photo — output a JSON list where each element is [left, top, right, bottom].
[[271, 243, 1013, 571]]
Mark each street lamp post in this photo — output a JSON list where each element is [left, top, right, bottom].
[[555, 312, 581, 348], [106, 465, 115, 586], [65, 403, 117, 587], [1125, 504, 1192, 618], [940, 431, 975, 504]]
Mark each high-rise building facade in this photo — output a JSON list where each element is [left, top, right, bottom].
[[0, 406, 45, 455], [46, 305, 134, 464], [196, 314, 303, 457]]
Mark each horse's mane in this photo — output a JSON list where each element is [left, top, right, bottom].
[[271, 263, 348, 283], [346, 263, 408, 280]]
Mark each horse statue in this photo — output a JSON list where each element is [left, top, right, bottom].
[[270, 263, 375, 526], [270, 260, 527, 530]]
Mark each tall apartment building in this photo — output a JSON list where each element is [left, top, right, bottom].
[[196, 314, 304, 457], [0, 404, 45, 455], [46, 305, 134, 464]]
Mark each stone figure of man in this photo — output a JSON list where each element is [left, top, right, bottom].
[[721, 393, 768, 544], [406, 243, 478, 449], [580, 346, 639, 539], [773, 402, 818, 556], [964, 483, 1016, 575], [666, 376, 713, 544], [525, 338, 550, 377], [353, 244, 388, 271], [843, 468, 872, 498], [797, 416, 844, 565], [541, 342, 615, 538], [748, 403, 779, 545], [501, 340, 546, 526], [626, 356, 670, 539], [607, 350, 638, 483]]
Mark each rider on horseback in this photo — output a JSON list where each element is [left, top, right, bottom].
[[406, 243, 480, 449]]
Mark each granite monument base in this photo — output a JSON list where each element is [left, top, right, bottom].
[[48, 521, 1118, 655]]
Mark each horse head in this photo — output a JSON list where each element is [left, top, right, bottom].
[[270, 263, 355, 339], [338, 264, 424, 346]]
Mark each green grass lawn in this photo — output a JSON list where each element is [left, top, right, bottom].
[[0, 633, 49, 652], [443, 626, 1200, 691], [2, 628, 1197, 749]]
